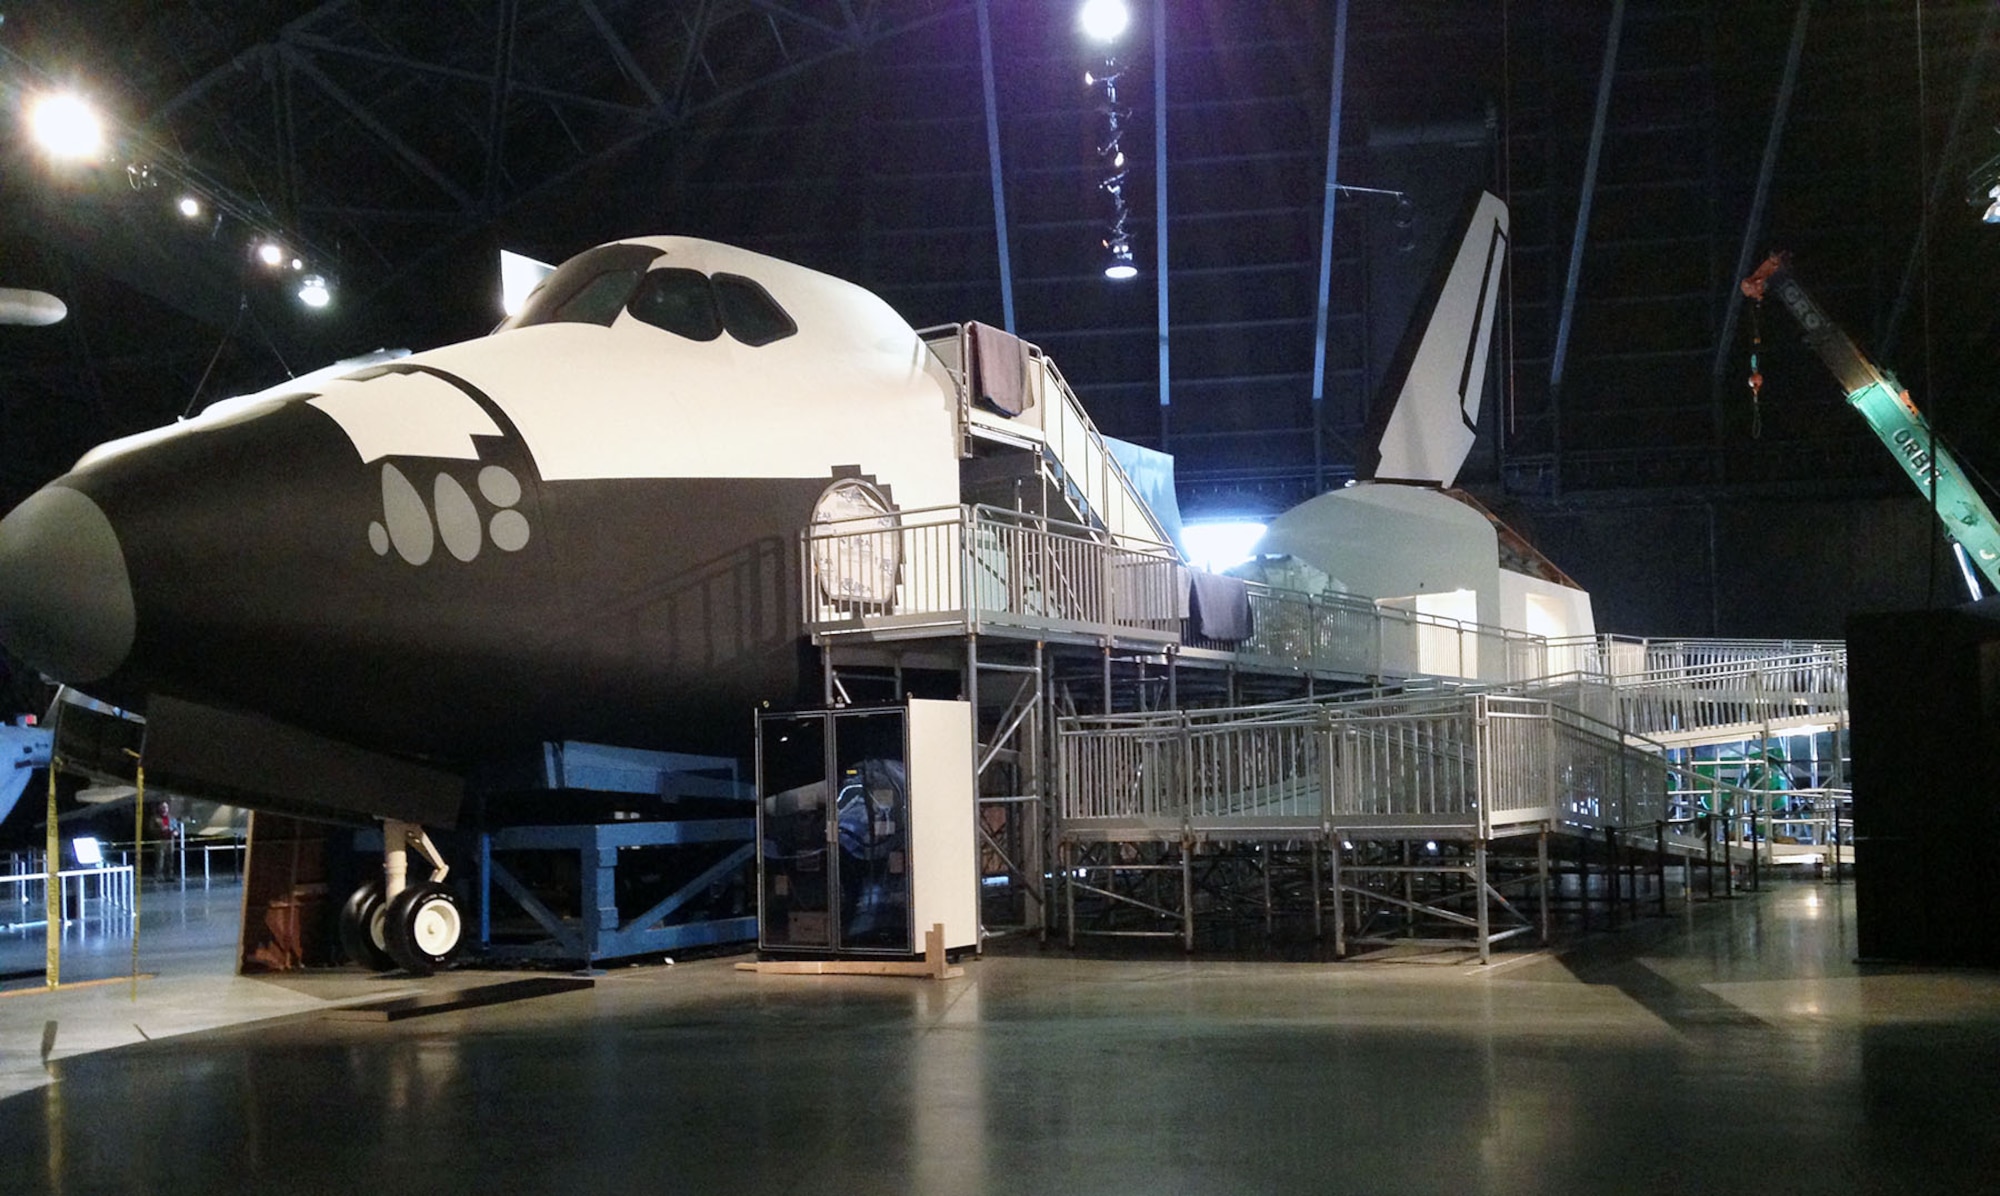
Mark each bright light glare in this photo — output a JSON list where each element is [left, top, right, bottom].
[[298, 274, 331, 309], [500, 249, 557, 316], [1104, 263, 1139, 280], [257, 242, 284, 267], [177, 195, 201, 218], [1079, 0, 1130, 42], [29, 93, 105, 160], [1182, 520, 1267, 573]]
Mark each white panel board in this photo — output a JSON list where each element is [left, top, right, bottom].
[[907, 698, 977, 952]]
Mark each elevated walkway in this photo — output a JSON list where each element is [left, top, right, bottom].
[[1051, 640, 1850, 961]]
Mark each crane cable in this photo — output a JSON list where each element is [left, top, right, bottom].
[[1746, 296, 1764, 440]]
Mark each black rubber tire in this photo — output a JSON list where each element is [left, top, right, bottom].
[[381, 881, 467, 976], [337, 880, 395, 971]]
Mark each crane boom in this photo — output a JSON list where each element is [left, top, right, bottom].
[[1742, 252, 2000, 592]]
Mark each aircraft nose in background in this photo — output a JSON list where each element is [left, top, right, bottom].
[[0, 485, 136, 684]]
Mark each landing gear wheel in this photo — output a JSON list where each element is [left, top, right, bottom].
[[382, 881, 467, 976], [338, 880, 395, 971]]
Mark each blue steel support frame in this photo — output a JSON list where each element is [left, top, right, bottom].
[[1304, 0, 1352, 496], [479, 819, 757, 964], [977, 0, 1017, 333]]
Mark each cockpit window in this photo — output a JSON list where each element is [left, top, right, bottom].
[[554, 269, 643, 326], [628, 267, 723, 341], [500, 243, 659, 332], [713, 273, 798, 347]]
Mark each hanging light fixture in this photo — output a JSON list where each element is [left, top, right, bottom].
[[1085, 30, 1136, 281], [297, 274, 332, 309]]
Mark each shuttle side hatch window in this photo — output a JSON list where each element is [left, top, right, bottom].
[[713, 273, 798, 347], [501, 243, 659, 332], [628, 267, 724, 342]]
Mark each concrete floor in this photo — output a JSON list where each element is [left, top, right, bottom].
[[3, 878, 1998, 1194]]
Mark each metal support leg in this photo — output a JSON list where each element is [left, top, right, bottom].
[[1330, 836, 1346, 958], [1474, 839, 1490, 965], [1655, 821, 1668, 917], [1181, 837, 1195, 953], [1311, 843, 1324, 941], [1537, 827, 1551, 944], [1723, 811, 1735, 897], [1750, 809, 1761, 892], [1063, 840, 1076, 949], [1261, 843, 1273, 935], [1604, 825, 1619, 928]]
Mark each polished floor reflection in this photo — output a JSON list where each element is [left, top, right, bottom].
[[3, 879, 1998, 1194]]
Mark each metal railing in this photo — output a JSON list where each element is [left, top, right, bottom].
[[3, 861, 138, 931], [804, 504, 1186, 643], [920, 324, 1172, 548], [806, 505, 1560, 685], [1528, 643, 1847, 746], [1057, 692, 1773, 847]]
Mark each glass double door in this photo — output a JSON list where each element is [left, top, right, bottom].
[[757, 707, 912, 954]]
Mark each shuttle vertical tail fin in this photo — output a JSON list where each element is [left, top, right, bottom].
[[1356, 191, 1509, 488]]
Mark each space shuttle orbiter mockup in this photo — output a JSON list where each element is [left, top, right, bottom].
[[0, 238, 981, 967]]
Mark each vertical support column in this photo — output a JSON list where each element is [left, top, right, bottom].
[[1154, 0, 1172, 440], [1603, 825, 1619, 928], [1656, 820, 1668, 916], [479, 832, 493, 947], [1330, 836, 1346, 958], [588, 846, 618, 971], [1311, 842, 1324, 941], [1537, 826, 1551, 944], [1722, 810, 1735, 896], [1548, 0, 1626, 493], [1261, 843, 1273, 935], [975, 0, 1017, 332], [1474, 839, 1491, 965], [1309, 0, 1352, 492], [1180, 835, 1195, 952], [1062, 839, 1076, 948]]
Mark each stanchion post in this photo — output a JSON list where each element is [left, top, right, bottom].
[[131, 761, 145, 998], [1655, 819, 1667, 917]]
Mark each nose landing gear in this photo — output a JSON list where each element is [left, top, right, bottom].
[[336, 819, 466, 975]]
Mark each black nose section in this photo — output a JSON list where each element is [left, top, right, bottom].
[[0, 485, 136, 683]]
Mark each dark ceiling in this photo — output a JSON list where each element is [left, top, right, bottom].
[[2, 1, 1998, 634]]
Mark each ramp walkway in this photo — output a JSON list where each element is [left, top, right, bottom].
[[1053, 639, 1849, 960]]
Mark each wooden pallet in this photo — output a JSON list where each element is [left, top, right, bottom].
[[734, 923, 964, 980]]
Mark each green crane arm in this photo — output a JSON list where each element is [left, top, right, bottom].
[[1742, 252, 2000, 592]]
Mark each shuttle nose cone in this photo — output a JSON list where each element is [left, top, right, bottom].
[[0, 486, 136, 683]]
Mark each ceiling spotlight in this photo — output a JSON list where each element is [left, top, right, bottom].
[[1104, 242, 1137, 280], [297, 275, 331, 309], [177, 195, 202, 218], [290, 257, 303, 270], [28, 92, 105, 161], [257, 241, 284, 267], [1078, 0, 1130, 42]]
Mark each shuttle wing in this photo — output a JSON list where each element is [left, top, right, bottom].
[[1357, 191, 1509, 488]]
